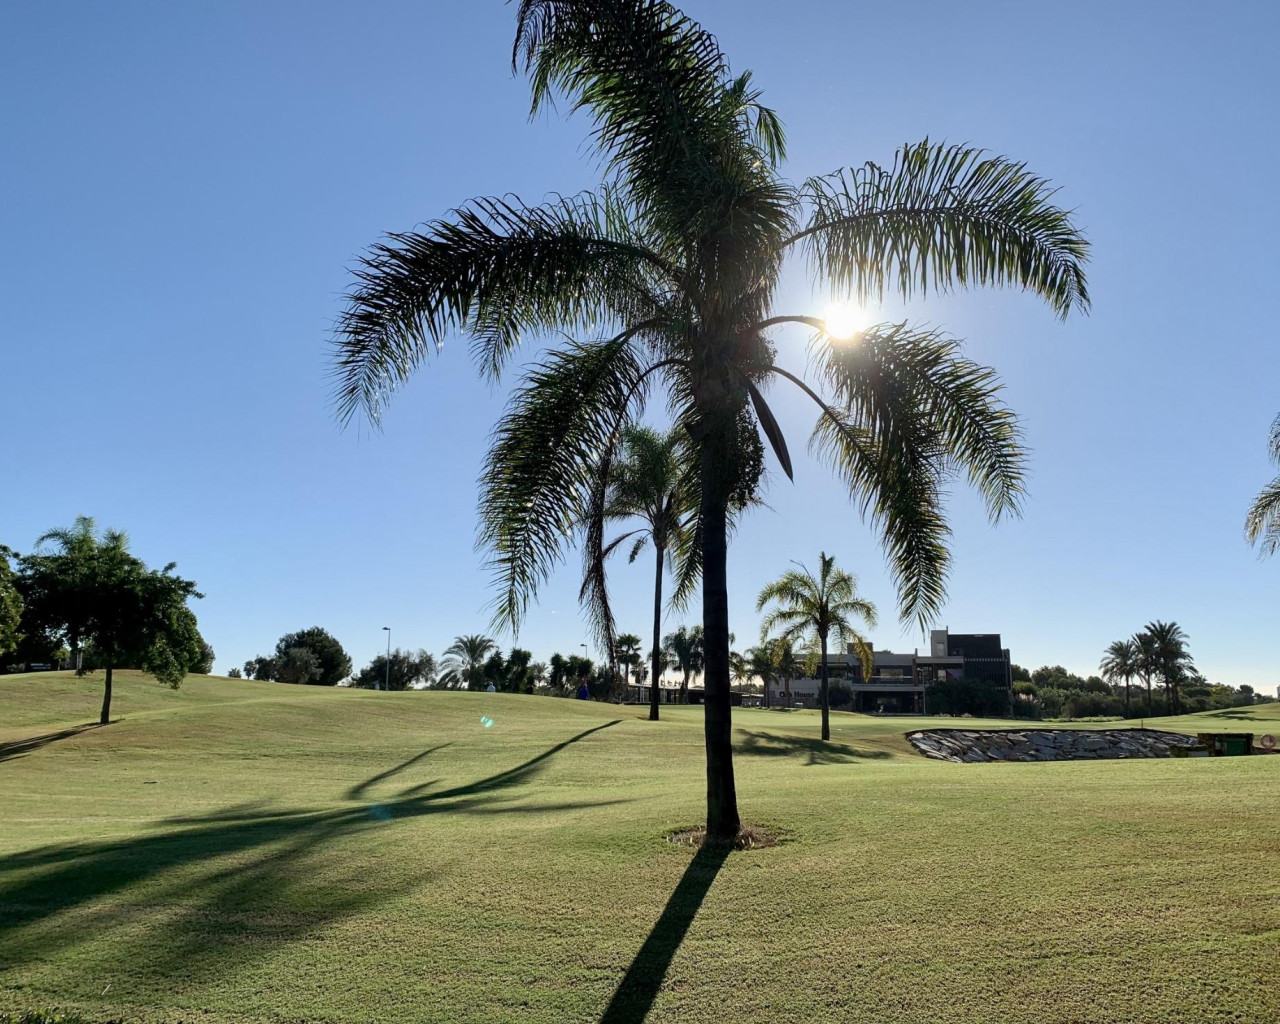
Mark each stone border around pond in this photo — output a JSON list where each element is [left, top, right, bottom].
[[907, 728, 1203, 763]]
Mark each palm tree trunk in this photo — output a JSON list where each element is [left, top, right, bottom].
[[700, 433, 739, 842], [99, 664, 113, 725], [819, 631, 830, 741], [1124, 677, 1130, 715], [1145, 674, 1152, 717], [650, 543, 664, 722]]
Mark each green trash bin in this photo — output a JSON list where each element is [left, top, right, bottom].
[[1198, 733, 1253, 756]]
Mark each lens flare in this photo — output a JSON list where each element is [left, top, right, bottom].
[[822, 302, 869, 340]]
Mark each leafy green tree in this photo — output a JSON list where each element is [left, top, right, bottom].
[[272, 627, 351, 686], [758, 552, 877, 740], [194, 639, 215, 674], [330, 1, 1088, 838], [244, 656, 275, 681], [440, 634, 498, 690], [227, 666, 242, 678], [275, 646, 322, 684], [1099, 639, 1138, 714], [353, 648, 437, 690], [1245, 414, 1280, 556], [662, 625, 704, 703], [0, 545, 22, 660], [19, 535, 202, 723]]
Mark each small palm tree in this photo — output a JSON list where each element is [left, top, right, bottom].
[[770, 637, 801, 709], [440, 634, 498, 690], [582, 425, 696, 722], [743, 644, 776, 708], [331, 1, 1088, 839], [1132, 630, 1160, 716], [663, 625, 704, 703], [1245, 414, 1280, 556], [757, 552, 877, 740], [1099, 638, 1138, 715]]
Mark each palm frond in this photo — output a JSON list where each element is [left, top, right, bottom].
[[331, 191, 669, 424], [813, 322, 1027, 521], [481, 334, 647, 636], [1245, 476, 1280, 557], [790, 139, 1090, 318]]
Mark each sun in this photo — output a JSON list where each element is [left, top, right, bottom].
[[822, 302, 869, 340]]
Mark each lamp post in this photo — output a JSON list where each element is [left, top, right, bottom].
[[381, 626, 391, 691]]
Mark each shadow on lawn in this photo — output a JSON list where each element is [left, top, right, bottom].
[[0, 721, 621, 982], [0, 724, 103, 764], [598, 841, 730, 1024], [736, 729, 890, 765]]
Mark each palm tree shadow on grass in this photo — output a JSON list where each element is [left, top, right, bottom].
[[0, 721, 622, 985], [598, 841, 731, 1024], [736, 730, 891, 766]]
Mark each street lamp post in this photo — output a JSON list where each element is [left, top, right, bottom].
[[381, 626, 391, 691]]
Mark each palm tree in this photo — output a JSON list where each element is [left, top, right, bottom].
[[583, 425, 696, 722], [743, 644, 776, 708], [757, 552, 877, 740], [440, 634, 498, 690], [330, 1, 1089, 838], [615, 632, 642, 696], [35, 516, 130, 669], [663, 625, 704, 703], [770, 637, 800, 710], [1133, 630, 1161, 716], [1143, 620, 1193, 716], [1099, 639, 1138, 715], [1245, 414, 1280, 556]]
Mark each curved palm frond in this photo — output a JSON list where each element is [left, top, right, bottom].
[[481, 334, 648, 635], [790, 139, 1090, 318], [813, 322, 1027, 522], [1245, 413, 1280, 556], [332, 191, 670, 424]]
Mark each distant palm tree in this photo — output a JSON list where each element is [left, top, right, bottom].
[[1133, 631, 1160, 716], [330, 1, 1088, 838], [742, 644, 775, 707], [769, 637, 801, 710], [35, 516, 129, 668], [1142, 620, 1193, 716], [1099, 638, 1139, 715], [615, 632, 642, 696], [663, 625, 704, 703], [758, 552, 877, 740], [440, 634, 498, 690], [1245, 414, 1280, 556], [583, 425, 696, 722]]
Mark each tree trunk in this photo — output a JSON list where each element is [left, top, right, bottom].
[[1145, 675, 1152, 717], [100, 664, 113, 725], [650, 543, 664, 722], [1124, 678, 1130, 715], [700, 435, 739, 842], [819, 632, 830, 741]]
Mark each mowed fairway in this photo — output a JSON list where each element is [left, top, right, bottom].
[[2, 673, 1278, 1024]]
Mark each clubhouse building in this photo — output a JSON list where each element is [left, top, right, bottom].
[[766, 628, 1013, 714]]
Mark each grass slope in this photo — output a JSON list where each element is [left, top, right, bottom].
[[1, 671, 1277, 1024]]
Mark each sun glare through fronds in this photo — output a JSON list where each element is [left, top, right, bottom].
[[822, 302, 870, 340]]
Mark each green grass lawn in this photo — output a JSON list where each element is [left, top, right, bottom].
[[2, 672, 1277, 1023]]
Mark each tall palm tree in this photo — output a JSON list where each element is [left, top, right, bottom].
[[440, 634, 498, 690], [583, 425, 696, 722], [1143, 620, 1193, 716], [1099, 638, 1138, 715], [1133, 630, 1161, 716], [742, 644, 775, 707], [616, 632, 642, 695], [663, 625, 704, 703], [757, 552, 877, 740], [35, 516, 130, 668], [331, 1, 1089, 838], [1245, 414, 1280, 556]]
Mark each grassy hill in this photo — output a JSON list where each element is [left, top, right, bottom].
[[1, 671, 1277, 1023]]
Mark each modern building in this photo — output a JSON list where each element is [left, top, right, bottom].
[[765, 628, 1013, 714]]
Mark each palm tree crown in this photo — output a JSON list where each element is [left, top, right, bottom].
[[330, 0, 1088, 837], [757, 552, 877, 739], [1099, 638, 1138, 712], [440, 634, 498, 690], [1245, 413, 1280, 556]]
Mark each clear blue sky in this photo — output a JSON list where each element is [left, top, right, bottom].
[[3, 1, 1277, 691]]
